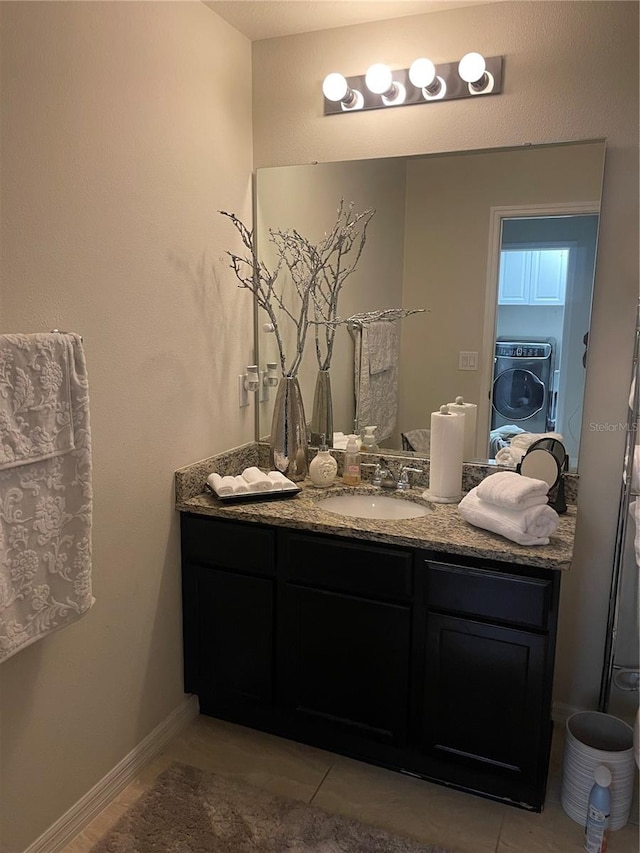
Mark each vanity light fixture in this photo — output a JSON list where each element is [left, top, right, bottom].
[[322, 53, 502, 115], [322, 71, 364, 111], [408, 57, 445, 100], [365, 63, 406, 106], [458, 51, 494, 94]]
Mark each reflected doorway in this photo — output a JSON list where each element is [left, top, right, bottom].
[[486, 211, 599, 470]]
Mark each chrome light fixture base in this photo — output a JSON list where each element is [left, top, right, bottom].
[[323, 55, 503, 116]]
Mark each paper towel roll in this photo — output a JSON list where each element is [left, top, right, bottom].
[[428, 406, 464, 501], [447, 396, 477, 462]]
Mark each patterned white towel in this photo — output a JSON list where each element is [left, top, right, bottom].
[[355, 322, 399, 441], [0, 333, 94, 662]]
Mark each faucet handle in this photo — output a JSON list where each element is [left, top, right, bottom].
[[361, 461, 383, 486], [397, 465, 422, 490]]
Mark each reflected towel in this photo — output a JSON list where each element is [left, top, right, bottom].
[[477, 471, 549, 510], [495, 431, 564, 467], [458, 487, 559, 546], [368, 322, 398, 374], [0, 333, 93, 662], [355, 322, 398, 441]]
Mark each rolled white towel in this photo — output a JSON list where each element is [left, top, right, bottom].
[[267, 470, 298, 490], [241, 466, 272, 492], [232, 476, 250, 494], [266, 472, 284, 491], [207, 472, 236, 497], [477, 471, 549, 510], [458, 487, 559, 546]]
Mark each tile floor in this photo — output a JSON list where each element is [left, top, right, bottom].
[[63, 714, 639, 853]]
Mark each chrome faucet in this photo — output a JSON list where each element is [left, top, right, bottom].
[[397, 465, 422, 491], [363, 460, 422, 491]]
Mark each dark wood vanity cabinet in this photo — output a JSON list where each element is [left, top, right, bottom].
[[180, 513, 561, 811]]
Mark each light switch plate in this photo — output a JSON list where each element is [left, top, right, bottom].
[[459, 351, 478, 370]]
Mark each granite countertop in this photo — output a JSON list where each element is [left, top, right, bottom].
[[176, 479, 575, 571]]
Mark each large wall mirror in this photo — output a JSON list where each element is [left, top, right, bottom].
[[255, 140, 605, 472]]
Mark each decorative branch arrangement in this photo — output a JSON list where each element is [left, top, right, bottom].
[[342, 307, 428, 328], [308, 201, 375, 370], [219, 201, 375, 377]]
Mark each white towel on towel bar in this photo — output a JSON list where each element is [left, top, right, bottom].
[[354, 322, 399, 442], [0, 333, 94, 662]]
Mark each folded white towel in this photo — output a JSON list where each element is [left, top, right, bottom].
[[241, 466, 272, 492], [458, 487, 559, 546], [267, 470, 298, 490], [476, 471, 549, 510]]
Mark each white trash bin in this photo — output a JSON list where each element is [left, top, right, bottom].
[[560, 711, 636, 830]]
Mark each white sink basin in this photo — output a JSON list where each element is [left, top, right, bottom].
[[318, 493, 431, 520]]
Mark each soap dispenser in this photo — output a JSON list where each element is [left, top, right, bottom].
[[342, 434, 362, 485], [361, 426, 378, 453], [309, 435, 338, 488]]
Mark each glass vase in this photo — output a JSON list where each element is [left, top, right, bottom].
[[270, 375, 308, 481], [310, 368, 333, 448]]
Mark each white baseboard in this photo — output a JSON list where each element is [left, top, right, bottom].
[[25, 694, 199, 853]]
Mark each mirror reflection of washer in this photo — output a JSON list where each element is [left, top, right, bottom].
[[492, 340, 554, 432]]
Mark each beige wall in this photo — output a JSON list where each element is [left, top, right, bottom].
[[256, 159, 406, 442], [400, 142, 604, 454], [253, 0, 639, 713], [0, 2, 252, 850]]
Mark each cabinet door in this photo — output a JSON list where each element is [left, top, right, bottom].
[[197, 566, 274, 714], [421, 613, 547, 780], [529, 249, 568, 305], [281, 584, 411, 745], [498, 251, 531, 304]]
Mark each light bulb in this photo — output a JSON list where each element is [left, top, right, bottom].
[[322, 72, 349, 102], [365, 63, 393, 95], [409, 58, 436, 89], [458, 52, 486, 84]]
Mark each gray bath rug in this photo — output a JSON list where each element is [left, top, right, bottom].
[[90, 761, 455, 852]]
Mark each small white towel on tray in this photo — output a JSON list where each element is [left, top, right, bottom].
[[476, 471, 549, 510], [207, 473, 237, 496], [458, 487, 559, 546], [241, 466, 272, 492], [267, 470, 298, 490], [207, 469, 298, 497]]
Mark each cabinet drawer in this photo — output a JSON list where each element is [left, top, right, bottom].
[[182, 515, 275, 576], [425, 562, 551, 629], [283, 532, 413, 600]]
